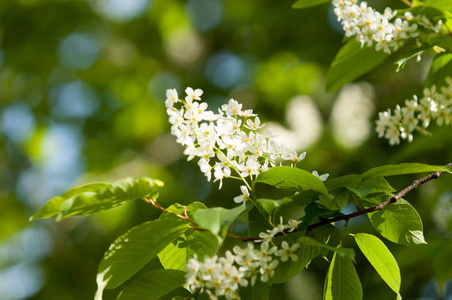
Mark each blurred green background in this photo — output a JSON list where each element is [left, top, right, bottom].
[[0, 0, 451, 299]]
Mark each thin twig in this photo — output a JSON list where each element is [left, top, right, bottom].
[[306, 165, 451, 232], [144, 198, 198, 224], [401, 0, 413, 8]]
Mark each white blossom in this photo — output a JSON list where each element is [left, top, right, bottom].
[[376, 78, 452, 145]]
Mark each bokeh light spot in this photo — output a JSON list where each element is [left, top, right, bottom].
[[205, 52, 248, 90], [330, 83, 375, 149], [58, 32, 101, 70], [50, 80, 101, 119], [1, 103, 36, 144], [91, 0, 152, 23], [0, 264, 45, 300], [147, 71, 181, 102], [185, 0, 223, 31]]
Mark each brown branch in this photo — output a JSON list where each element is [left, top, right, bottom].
[[400, 0, 413, 8], [306, 166, 451, 232]]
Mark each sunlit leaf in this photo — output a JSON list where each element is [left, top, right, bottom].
[[324, 252, 363, 300], [364, 198, 426, 245], [158, 230, 218, 271], [30, 177, 164, 220], [271, 225, 337, 284], [298, 236, 355, 260], [255, 166, 329, 196], [193, 205, 247, 242], [95, 218, 189, 299], [362, 163, 452, 179], [355, 233, 401, 294], [326, 39, 389, 92], [116, 269, 186, 300]]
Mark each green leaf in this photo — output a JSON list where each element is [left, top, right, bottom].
[[363, 197, 426, 245], [324, 252, 363, 300], [354, 233, 401, 294], [116, 269, 186, 300], [298, 236, 355, 261], [30, 177, 164, 220], [362, 163, 452, 179], [157, 202, 218, 270], [325, 175, 395, 195], [326, 39, 389, 92], [95, 218, 190, 299], [255, 166, 329, 196], [395, 44, 433, 72], [161, 202, 207, 221], [424, 0, 452, 12], [292, 0, 330, 9], [331, 189, 351, 211], [271, 225, 337, 284], [193, 205, 247, 242], [300, 202, 343, 230], [425, 53, 452, 88], [248, 206, 274, 237], [158, 230, 218, 271], [324, 174, 362, 192], [239, 279, 270, 300]]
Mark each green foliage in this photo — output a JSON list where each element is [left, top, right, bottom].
[[324, 251, 363, 300], [256, 166, 329, 196], [95, 218, 190, 299], [292, 0, 330, 9], [326, 40, 389, 92], [30, 177, 163, 221], [354, 233, 401, 294], [364, 198, 426, 245], [158, 230, 218, 271], [193, 205, 247, 242], [116, 269, 186, 300], [425, 53, 452, 87], [239, 280, 270, 300], [271, 225, 337, 284], [362, 163, 452, 179]]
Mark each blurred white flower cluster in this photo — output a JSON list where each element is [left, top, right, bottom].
[[376, 77, 452, 145], [166, 87, 307, 191], [185, 219, 301, 300], [332, 0, 443, 53]]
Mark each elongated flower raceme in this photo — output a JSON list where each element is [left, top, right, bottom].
[[376, 77, 452, 145], [165, 87, 311, 192], [185, 219, 301, 300], [332, 0, 443, 54]]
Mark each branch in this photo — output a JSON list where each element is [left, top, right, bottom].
[[400, 0, 413, 8], [307, 166, 451, 232]]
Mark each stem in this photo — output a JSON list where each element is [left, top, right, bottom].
[[307, 166, 451, 232], [401, 0, 413, 8], [144, 198, 198, 225]]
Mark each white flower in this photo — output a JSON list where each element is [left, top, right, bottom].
[[256, 242, 277, 263], [245, 117, 264, 130], [185, 87, 203, 101], [276, 241, 300, 262], [287, 219, 301, 232], [233, 185, 250, 204], [259, 260, 279, 282], [312, 170, 329, 181], [165, 88, 179, 108]]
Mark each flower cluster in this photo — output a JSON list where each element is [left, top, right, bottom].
[[376, 77, 452, 145], [185, 219, 301, 300], [166, 87, 307, 193], [332, 0, 443, 54]]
